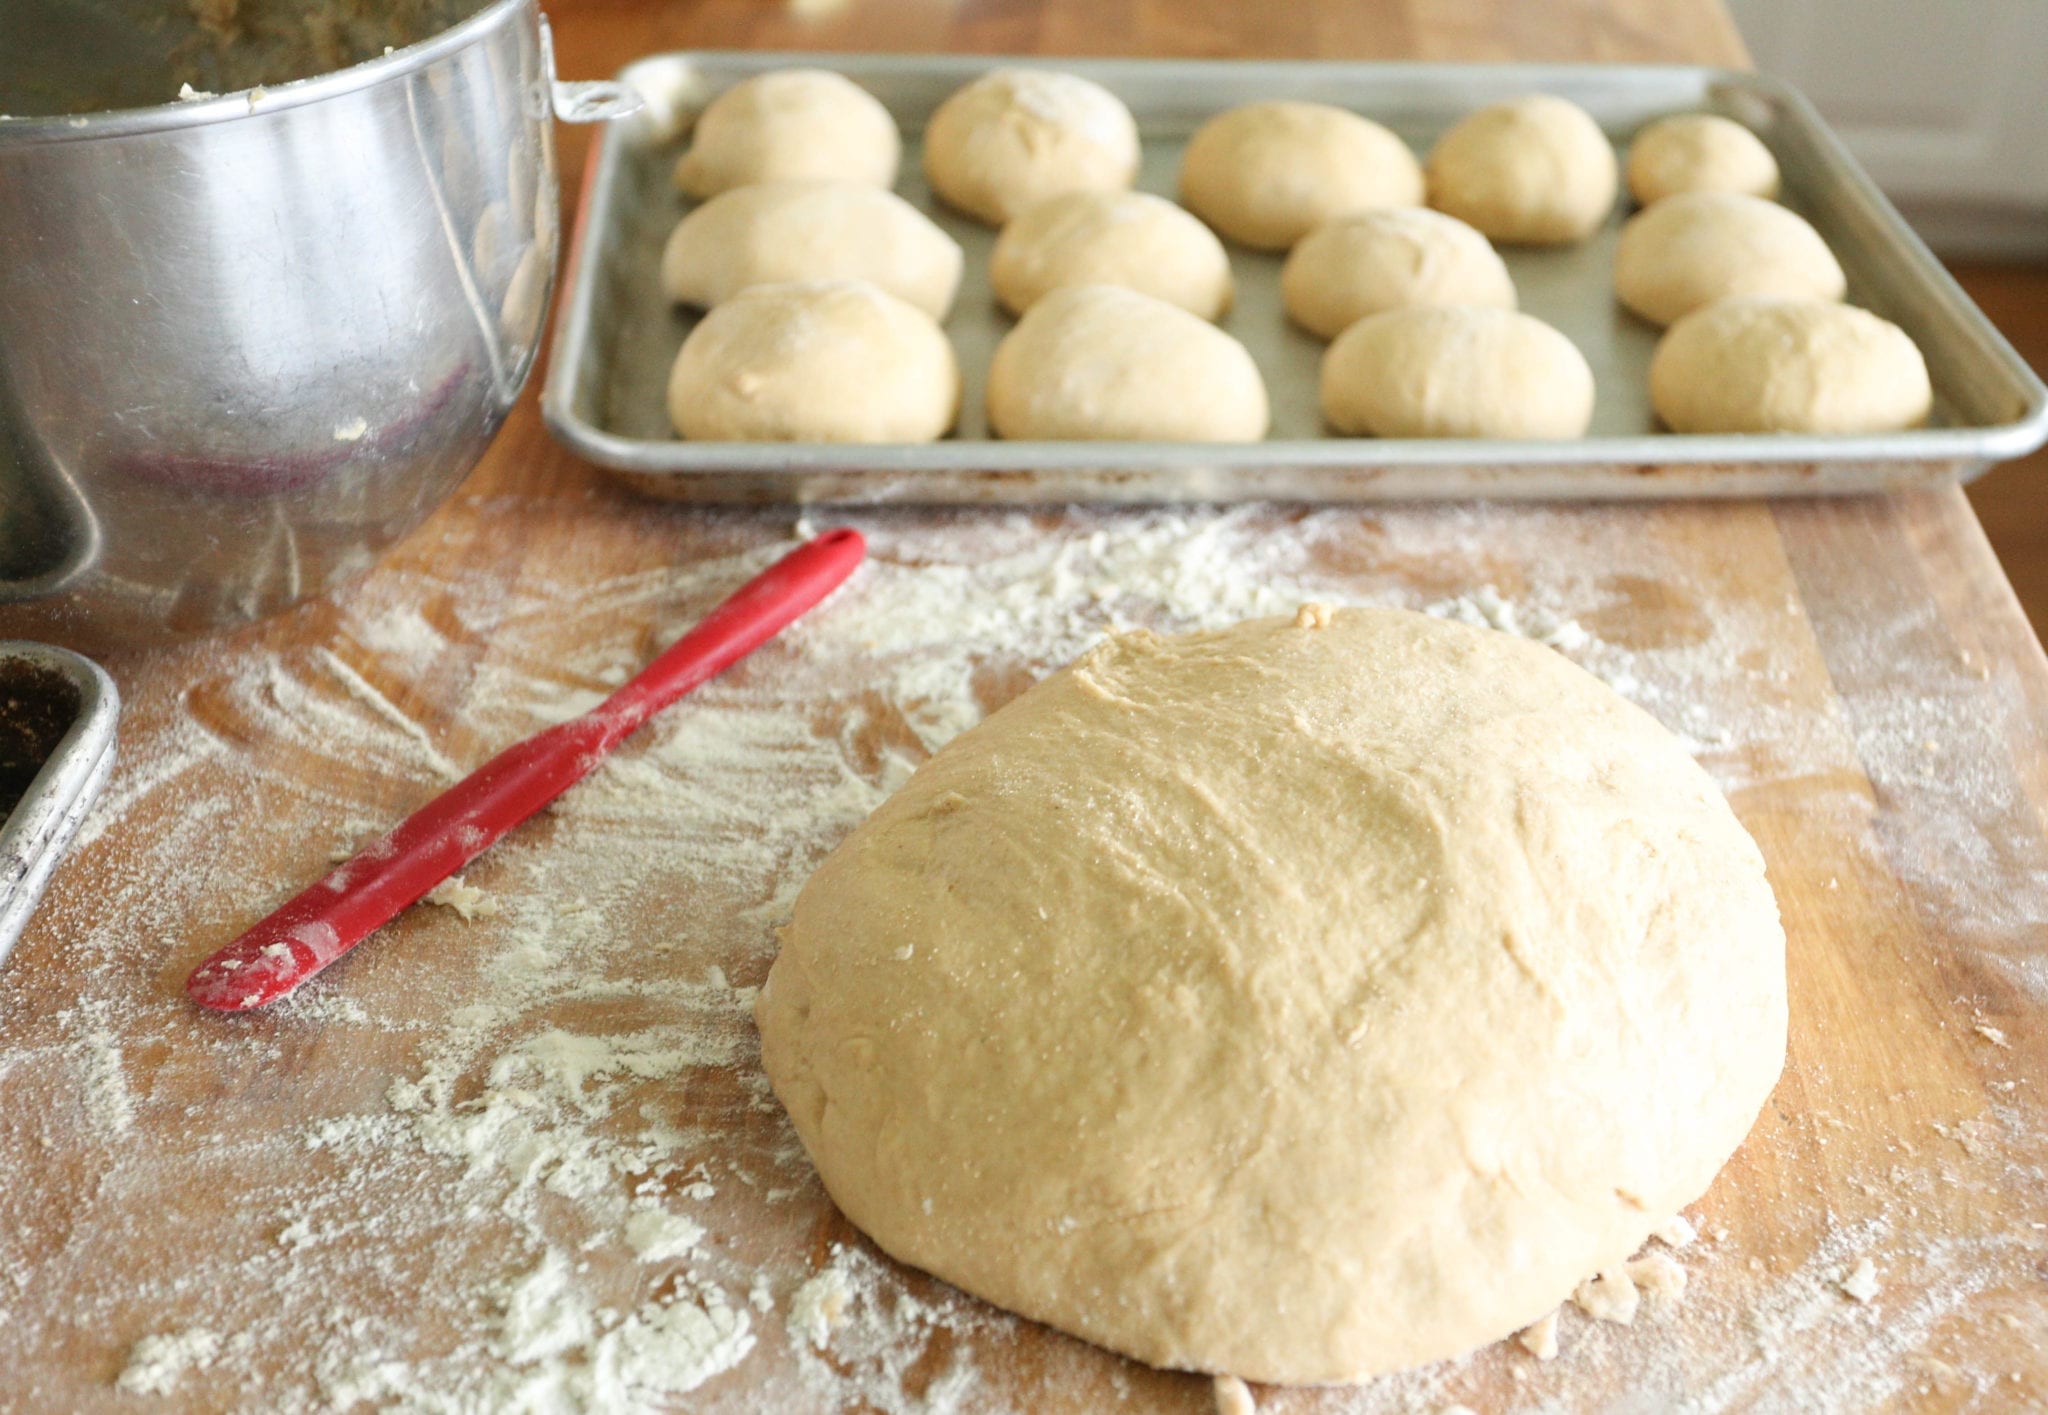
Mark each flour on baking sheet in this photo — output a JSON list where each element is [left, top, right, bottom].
[[3, 503, 2042, 1411]]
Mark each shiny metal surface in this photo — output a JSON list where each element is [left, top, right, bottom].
[[545, 53, 2048, 504], [0, 641, 118, 969], [0, 0, 602, 650]]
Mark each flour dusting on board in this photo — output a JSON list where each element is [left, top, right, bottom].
[[1, 504, 2041, 1411], [115, 1326, 222, 1394]]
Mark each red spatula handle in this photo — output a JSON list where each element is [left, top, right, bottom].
[[187, 528, 865, 1011]]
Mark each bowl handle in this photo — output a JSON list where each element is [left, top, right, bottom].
[[539, 14, 645, 124]]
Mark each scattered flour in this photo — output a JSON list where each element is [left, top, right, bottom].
[[67, 1005, 137, 1139], [623, 1206, 705, 1264], [1425, 583, 1591, 650], [483, 1250, 755, 1407], [115, 1327, 220, 1394], [787, 1254, 855, 1350], [5, 503, 2042, 1411]]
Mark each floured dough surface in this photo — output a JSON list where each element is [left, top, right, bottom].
[[986, 284, 1267, 442], [1426, 94, 1617, 245], [1613, 191, 1844, 327], [673, 69, 899, 199], [990, 190, 1232, 320], [1179, 101, 1424, 251], [921, 69, 1140, 226], [666, 279, 959, 443], [1281, 207, 1515, 340], [1321, 306, 1594, 439], [1650, 296, 1932, 434], [660, 181, 963, 320], [757, 608, 1787, 1385], [1626, 113, 1781, 206]]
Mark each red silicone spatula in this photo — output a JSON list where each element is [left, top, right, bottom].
[[187, 528, 865, 1012]]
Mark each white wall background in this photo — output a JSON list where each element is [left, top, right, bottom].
[[1729, 0, 2048, 256]]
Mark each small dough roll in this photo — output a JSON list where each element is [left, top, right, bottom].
[[1281, 208, 1515, 340], [1426, 95, 1617, 245], [660, 181, 964, 320], [667, 280, 959, 443], [1321, 306, 1594, 439], [1179, 101, 1424, 251], [1649, 296, 1932, 434], [922, 69, 1140, 226], [990, 190, 1233, 320], [1627, 113, 1781, 206], [987, 285, 1267, 442], [674, 69, 899, 199], [1614, 191, 1845, 328]]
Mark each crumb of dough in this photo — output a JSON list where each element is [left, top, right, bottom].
[[176, 83, 217, 101], [115, 1328, 221, 1394], [1974, 1022, 2010, 1049], [1213, 1373, 1256, 1415], [1625, 1251, 1688, 1309], [422, 876, 498, 921], [1574, 1268, 1640, 1326], [1651, 1214, 1698, 1248], [1839, 1257, 1880, 1303], [1293, 602, 1335, 630], [1517, 1309, 1560, 1360]]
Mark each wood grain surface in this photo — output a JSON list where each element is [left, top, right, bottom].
[[3, 2, 2046, 1412]]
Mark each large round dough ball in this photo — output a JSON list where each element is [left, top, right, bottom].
[[921, 69, 1140, 226], [1626, 112, 1781, 206], [758, 608, 1787, 1384], [1613, 191, 1845, 327], [660, 181, 964, 320], [1649, 296, 1932, 434], [1426, 94, 1617, 245], [1321, 306, 1593, 439], [989, 190, 1233, 320], [673, 69, 899, 199], [1281, 208, 1515, 340], [666, 280, 958, 442], [1178, 101, 1425, 251], [986, 285, 1267, 441]]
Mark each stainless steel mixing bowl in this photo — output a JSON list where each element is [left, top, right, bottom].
[[0, 0, 636, 650]]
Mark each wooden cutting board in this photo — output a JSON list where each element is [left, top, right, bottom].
[[2, 3, 2043, 1411]]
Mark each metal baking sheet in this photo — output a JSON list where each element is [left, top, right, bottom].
[[0, 641, 117, 968], [541, 54, 2048, 504]]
